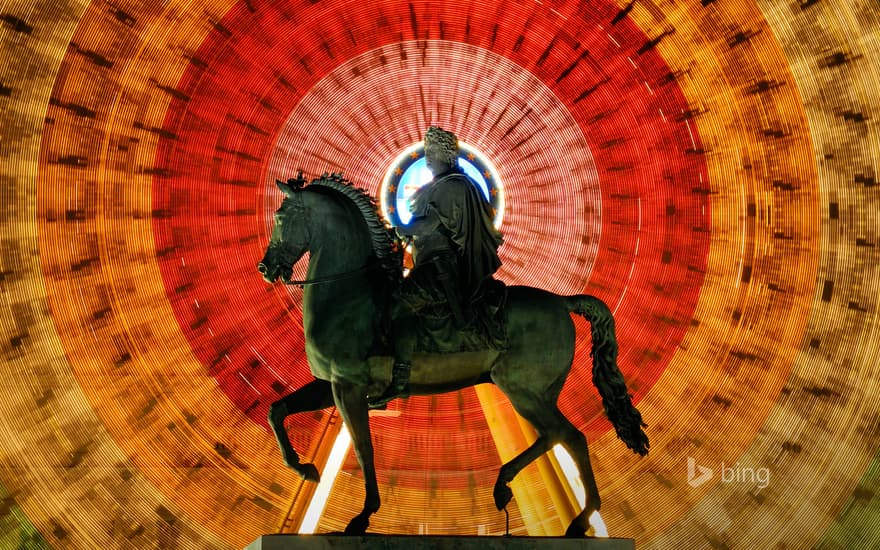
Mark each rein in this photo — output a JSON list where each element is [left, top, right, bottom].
[[282, 262, 380, 288]]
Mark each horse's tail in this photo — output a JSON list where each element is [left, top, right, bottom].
[[566, 295, 650, 456]]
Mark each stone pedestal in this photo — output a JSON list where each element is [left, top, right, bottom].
[[245, 534, 635, 550]]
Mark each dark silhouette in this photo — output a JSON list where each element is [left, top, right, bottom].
[[258, 169, 648, 536]]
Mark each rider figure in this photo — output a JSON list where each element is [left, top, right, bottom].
[[370, 126, 504, 408]]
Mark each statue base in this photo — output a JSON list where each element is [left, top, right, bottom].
[[245, 534, 635, 550]]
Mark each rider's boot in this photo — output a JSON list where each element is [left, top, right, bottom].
[[369, 361, 411, 409]]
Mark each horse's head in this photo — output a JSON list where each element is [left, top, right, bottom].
[[258, 179, 310, 284]]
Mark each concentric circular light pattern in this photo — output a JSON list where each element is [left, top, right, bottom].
[[1, 0, 878, 548], [264, 39, 602, 292], [151, 2, 707, 535]]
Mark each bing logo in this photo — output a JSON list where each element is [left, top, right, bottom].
[[687, 456, 713, 488], [687, 457, 771, 489]]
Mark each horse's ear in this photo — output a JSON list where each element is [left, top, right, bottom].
[[277, 171, 307, 197], [276, 180, 296, 197]]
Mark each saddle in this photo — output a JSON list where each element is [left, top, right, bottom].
[[393, 278, 509, 354]]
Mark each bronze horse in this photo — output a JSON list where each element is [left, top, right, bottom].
[[258, 173, 648, 536]]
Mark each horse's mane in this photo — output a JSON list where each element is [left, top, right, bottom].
[[308, 173, 403, 285]]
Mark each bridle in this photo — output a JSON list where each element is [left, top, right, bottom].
[[282, 261, 380, 288]]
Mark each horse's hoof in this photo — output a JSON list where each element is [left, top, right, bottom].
[[344, 513, 369, 535], [564, 523, 587, 538], [493, 483, 513, 510], [293, 463, 320, 483]]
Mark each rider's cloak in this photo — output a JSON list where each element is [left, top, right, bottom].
[[410, 168, 503, 297]]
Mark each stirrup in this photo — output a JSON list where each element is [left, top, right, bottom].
[[368, 362, 411, 409]]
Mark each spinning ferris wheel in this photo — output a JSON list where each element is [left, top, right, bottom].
[[0, 0, 878, 548]]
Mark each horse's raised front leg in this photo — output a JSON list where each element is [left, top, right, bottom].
[[268, 378, 334, 482], [331, 380, 380, 535]]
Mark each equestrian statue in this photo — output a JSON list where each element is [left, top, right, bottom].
[[257, 126, 649, 537]]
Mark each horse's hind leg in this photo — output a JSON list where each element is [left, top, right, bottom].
[[493, 389, 600, 537], [492, 430, 555, 512], [268, 378, 334, 482], [557, 419, 600, 537], [490, 389, 565, 510]]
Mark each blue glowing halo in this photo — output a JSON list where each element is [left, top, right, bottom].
[[380, 141, 504, 229]]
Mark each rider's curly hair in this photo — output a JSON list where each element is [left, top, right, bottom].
[[425, 126, 458, 165]]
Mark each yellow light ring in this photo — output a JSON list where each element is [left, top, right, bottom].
[[27, 0, 301, 547]]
